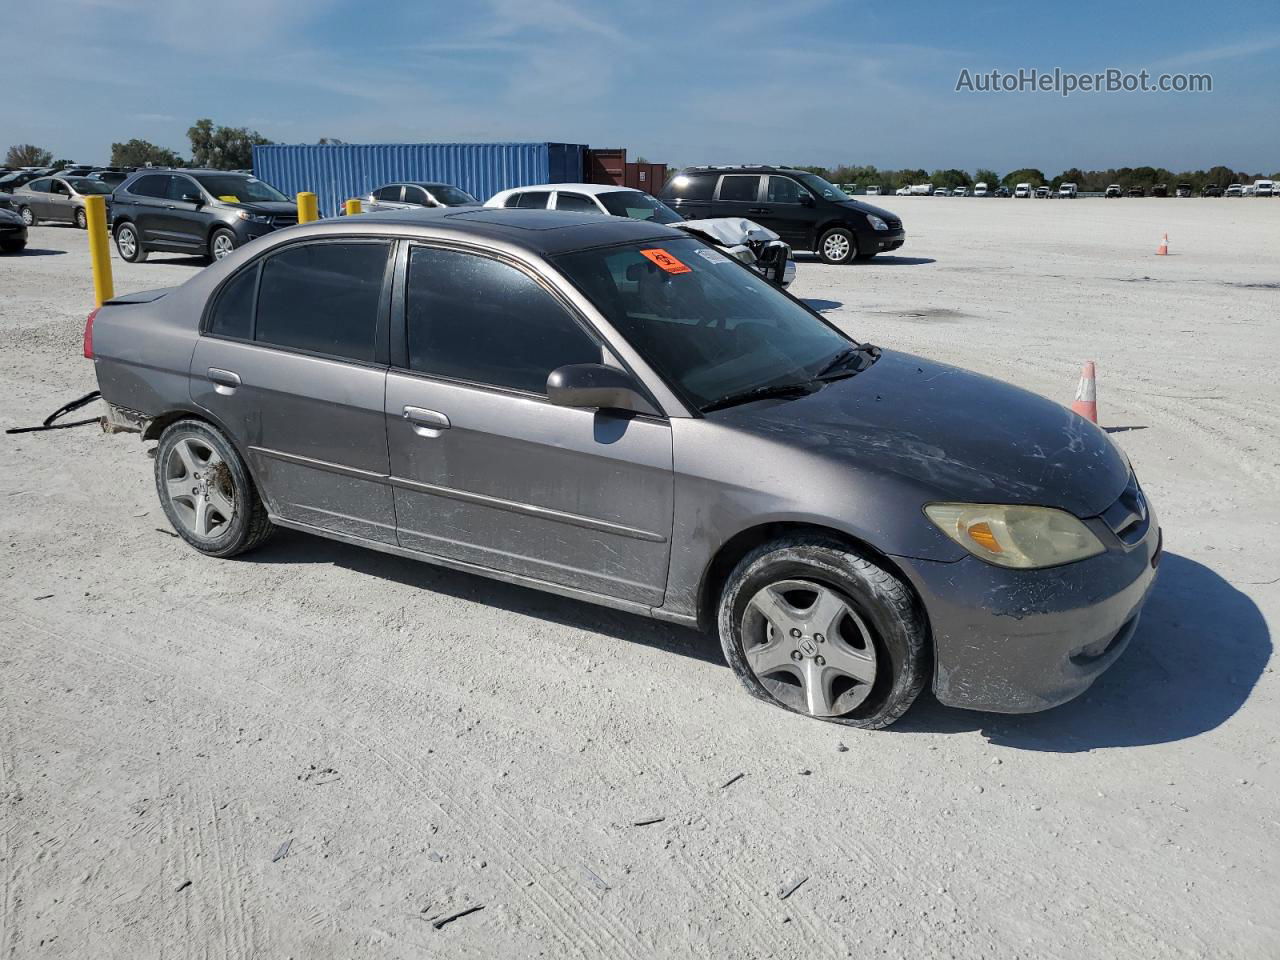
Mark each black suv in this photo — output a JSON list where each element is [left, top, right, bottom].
[[110, 169, 298, 263], [659, 165, 905, 264]]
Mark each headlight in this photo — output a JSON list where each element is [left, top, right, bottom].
[[234, 210, 271, 223], [924, 503, 1105, 569], [866, 214, 889, 231]]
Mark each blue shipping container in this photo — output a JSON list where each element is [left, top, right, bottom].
[[252, 142, 586, 217]]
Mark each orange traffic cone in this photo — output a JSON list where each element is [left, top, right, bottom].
[[1071, 361, 1098, 423], [1156, 232, 1169, 255]]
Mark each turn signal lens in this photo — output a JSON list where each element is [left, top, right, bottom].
[[924, 503, 1105, 569]]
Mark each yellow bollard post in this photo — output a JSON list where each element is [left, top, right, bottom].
[[296, 191, 318, 224], [84, 195, 114, 308], [344, 198, 362, 216]]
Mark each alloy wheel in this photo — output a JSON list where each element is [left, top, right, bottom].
[[212, 234, 235, 260], [75, 208, 87, 229], [20, 207, 33, 226], [117, 228, 136, 259], [164, 437, 235, 540], [822, 233, 851, 262], [741, 579, 877, 716]]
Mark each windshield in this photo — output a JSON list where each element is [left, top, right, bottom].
[[554, 237, 858, 411], [425, 184, 477, 206], [597, 191, 683, 224], [794, 173, 847, 201], [66, 177, 112, 195], [192, 174, 287, 203]]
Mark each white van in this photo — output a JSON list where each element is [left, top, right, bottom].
[[865, 185, 882, 196], [1254, 180, 1275, 197], [1058, 182, 1078, 199], [973, 182, 989, 197], [1014, 182, 1033, 198]]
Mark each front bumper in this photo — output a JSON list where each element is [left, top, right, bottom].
[[894, 508, 1162, 713], [860, 227, 905, 254], [0, 222, 27, 245]]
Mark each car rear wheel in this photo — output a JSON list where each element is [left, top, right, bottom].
[[114, 222, 147, 262], [74, 207, 87, 229], [154, 419, 274, 558], [19, 206, 35, 227], [717, 536, 928, 729], [209, 228, 237, 261], [817, 227, 856, 265]]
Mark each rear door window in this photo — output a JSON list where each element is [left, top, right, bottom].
[[554, 192, 600, 213], [374, 185, 403, 202], [510, 191, 550, 209], [255, 241, 391, 362], [128, 175, 170, 198], [717, 176, 761, 202], [27, 178, 52, 193], [404, 246, 600, 394]]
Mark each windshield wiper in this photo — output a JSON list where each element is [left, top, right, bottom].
[[700, 381, 816, 413], [814, 343, 880, 381]]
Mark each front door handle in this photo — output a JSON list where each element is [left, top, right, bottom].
[[403, 405, 450, 437], [748, 207, 770, 215], [207, 367, 241, 395]]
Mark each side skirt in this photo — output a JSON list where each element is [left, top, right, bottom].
[[268, 515, 698, 627]]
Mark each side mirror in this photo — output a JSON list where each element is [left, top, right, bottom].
[[546, 363, 660, 417], [182, 192, 203, 206]]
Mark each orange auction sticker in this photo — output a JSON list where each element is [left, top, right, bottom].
[[639, 248, 692, 274]]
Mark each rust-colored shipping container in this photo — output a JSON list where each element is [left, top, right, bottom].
[[587, 148, 666, 194]]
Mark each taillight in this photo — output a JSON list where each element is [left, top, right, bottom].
[[83, 307, 98, 359]]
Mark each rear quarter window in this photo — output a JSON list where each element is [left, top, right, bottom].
[[661, 174, 716, 201], [207, 266, 258, 340]]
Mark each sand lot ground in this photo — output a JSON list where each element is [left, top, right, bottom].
[[1, 197, 1277, 959]]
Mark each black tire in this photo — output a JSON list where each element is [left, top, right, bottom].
[[817, 226, 856, 265], [114, 222, 147, 262], [209, 227, 237, 262], [74, 207, 87, 229], [717, 536, 928, 729], [18, 206, 35, 227], [0, 240, 25, 254], [154, 419, 274, 558]]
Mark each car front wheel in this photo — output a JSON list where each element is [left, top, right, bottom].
[[115, 222, 147, 262], [154, 419, 274, 558], [717, 536, 928, 729], [817, 227, 856, 265], [74, 207, 87, 229], [209, 228, 237, 261]]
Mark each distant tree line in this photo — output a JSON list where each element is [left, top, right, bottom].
[[5, 119, 278, 174], [791, 163, 1278, 192]]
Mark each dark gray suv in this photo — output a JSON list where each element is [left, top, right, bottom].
[[85, 208, 1159, 729], [110, 169, 298, 263]]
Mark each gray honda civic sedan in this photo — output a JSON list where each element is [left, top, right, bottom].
[[87, 208, 1160, 728]]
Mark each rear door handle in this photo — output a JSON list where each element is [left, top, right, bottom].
[[207, 367, 241, 395], [403, 405, 451, 437], [748, 207, 769, 214]]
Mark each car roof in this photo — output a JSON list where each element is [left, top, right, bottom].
[[677, 165, 804, 176], [319, 207, 681, 256], [495, 183, 646, 198]]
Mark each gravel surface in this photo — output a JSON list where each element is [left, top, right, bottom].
[[2, 199, 1277, 959]]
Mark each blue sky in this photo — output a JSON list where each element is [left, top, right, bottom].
[[6, 0, 1279, 174]]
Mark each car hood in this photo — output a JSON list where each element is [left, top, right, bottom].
[[215, 200, 298, 215], [677, 217, 780, 246], [710, 349, 1129, 519], [833, 199, 900, 221]]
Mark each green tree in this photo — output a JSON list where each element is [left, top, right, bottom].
[[5, 143, 53, 167], [187, 118, 273, 170], [111, 139, 185, 168], [974, 169, 1000, 187], [1002, 168, 1046, 187]]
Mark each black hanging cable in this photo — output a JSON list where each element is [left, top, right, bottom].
[[5, 390, 103, 435]]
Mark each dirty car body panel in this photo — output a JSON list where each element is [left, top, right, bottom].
[[89, 208, 1159, 716]]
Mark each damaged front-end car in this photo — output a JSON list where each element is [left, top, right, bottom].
[[675, 216, 796, 288]]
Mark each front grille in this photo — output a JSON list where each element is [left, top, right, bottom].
[[885, 218, 902, 230], [271, 215, 298, 227], [1100, 473, 1150, 545]]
